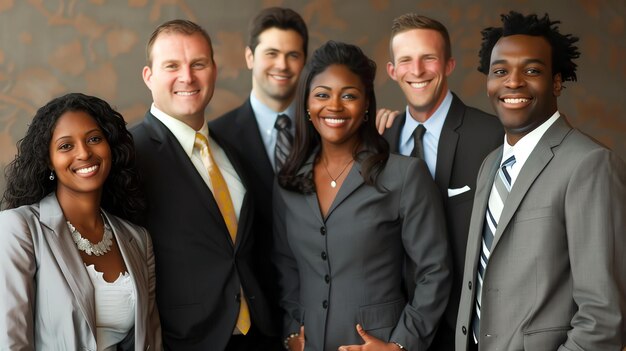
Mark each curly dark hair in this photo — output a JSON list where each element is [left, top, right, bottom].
[[478, 11, 580, 82], [278, 40, 389, 194], [2, 93, 145, 222]]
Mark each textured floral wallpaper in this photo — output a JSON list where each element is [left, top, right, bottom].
[[1, 0, 624, 194]]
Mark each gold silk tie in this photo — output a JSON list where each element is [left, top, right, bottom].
[[194, 132, 251, 335]]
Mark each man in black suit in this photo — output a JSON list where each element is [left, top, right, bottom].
[[377, 14, 503, 351], [131, 19, 276, 350], [209, 8, 308, 344]]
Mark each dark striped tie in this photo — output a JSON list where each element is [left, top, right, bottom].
[[410, 124, 426, 159], [473, 155, 516, 343], [274, 114, 293, 172]]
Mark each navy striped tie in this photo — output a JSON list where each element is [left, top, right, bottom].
[[473, 155, 516, 343]]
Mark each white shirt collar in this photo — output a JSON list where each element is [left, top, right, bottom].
[[502, 111, 560, 185], [400, 90, 452, 148], [150, 104, 208, 158]]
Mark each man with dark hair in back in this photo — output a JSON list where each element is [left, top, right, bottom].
[[209, 8, 308, 348], [456, 11, 626, 350]]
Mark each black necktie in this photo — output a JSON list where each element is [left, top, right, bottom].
[[274, 114, 293, 172], [410, 124, 426, 159]]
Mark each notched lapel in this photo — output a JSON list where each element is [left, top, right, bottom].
[[324, 161, 364, 220], [39, 193, 97, 339], [492, 118, 572, 248], [434, 95, 464, 193]]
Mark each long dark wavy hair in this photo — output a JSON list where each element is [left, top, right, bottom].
[[1, 93, 145, 222], [278, 40, 389, 194]]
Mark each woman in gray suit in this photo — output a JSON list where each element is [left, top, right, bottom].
[[274, 41, 451, 351], [0, 93, 161, 350]]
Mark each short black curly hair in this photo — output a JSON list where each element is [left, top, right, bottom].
[[478, 11, 580, 82], [2, 93, 145, 222]]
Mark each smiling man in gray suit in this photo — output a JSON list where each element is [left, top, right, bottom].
[[456, 11, 626, 351]]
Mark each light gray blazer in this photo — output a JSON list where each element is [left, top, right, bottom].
[[456, 117, 626, 350], [0, 193, 162, 350], [273, 153, 451, 351]]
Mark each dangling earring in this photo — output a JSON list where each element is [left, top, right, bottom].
[[306, 110, 311, 121], [49, 170, 55, 181], [363, 110, 369, 122]]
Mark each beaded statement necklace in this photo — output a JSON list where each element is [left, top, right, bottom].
[[67, 214, 113, 256]]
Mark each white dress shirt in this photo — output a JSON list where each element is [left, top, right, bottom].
[[150, 104, 245, 219]]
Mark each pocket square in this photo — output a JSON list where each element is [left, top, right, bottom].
[[448, 185, 471, 197]]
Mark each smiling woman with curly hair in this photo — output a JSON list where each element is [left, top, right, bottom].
[[0, 93, 161, 350]]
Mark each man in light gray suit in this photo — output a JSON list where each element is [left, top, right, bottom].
[[456, 11, 626, 351]]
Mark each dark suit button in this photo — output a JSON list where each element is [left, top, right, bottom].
[[462, 326, 467, 335], [321, 251, 327, 260], [325, 274, 330, 283], [468, 281, 472, 290], [320, 227, 326, 235], [235, 293, 241, 302], [322, 300, 328, 309]]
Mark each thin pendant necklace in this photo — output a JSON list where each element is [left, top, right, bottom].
[[67, 214, 113, 256], [322, 157, 354, 188]]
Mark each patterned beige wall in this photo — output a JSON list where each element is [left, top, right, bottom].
[[1, 0, 624, 195]]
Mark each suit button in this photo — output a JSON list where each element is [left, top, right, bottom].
[[321, 251, 327, 260], [322, 300, 328, 309], [320, 227, 326, 235], [235, 293, 241, 302], [325, 274, 330, 283], [468, 281, 472, 290], [462, 326, 467, 335]]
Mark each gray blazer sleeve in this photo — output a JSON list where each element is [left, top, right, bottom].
[[0, 209, 36, 350], [559, 148, 626, 350], [390, 158, 452, 350]]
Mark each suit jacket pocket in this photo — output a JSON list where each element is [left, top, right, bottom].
[[514, 206, 554, 223], [522, 326, 570, 350], [358, 298, 405, 331]]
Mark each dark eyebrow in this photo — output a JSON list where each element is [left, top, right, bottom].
[[54, 128, 101, 143], [491, 58, 547, 66]]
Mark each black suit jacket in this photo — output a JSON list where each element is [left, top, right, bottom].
[[131, 111, 274, 351], [383, 93, 503, 349], [209, 99, 281, 328]]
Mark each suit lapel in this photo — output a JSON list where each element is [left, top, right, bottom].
[[324, 160, 364, 220], [39, 193, 96, 339], [211, 129, 252, 250], [143, 113, 228, 240], [434, 94, 463, 195], [236, 100, 276, 180], [104, 212, 147, 347], [492, 118, 572, 248]]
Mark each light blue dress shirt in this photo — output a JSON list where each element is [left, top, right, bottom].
[[249, 93, 296, 170], [399, 90, 453, 178]]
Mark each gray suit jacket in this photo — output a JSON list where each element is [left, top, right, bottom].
[[456, 117, 626, 350], [0, 193, 161, 351], [273, 153, 451, 351]]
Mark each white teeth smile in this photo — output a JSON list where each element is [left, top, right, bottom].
[[76, 165, 98, 174], [324, 118, 347, 125], [270, 74, 289, 80], [503, 98, 530, 104], [410, 82, 428, 88], [175, 91, 198, 96]]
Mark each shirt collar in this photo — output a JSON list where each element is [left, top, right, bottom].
[[502, 111, 560, 168], [250, 92, 296, 133], [150, 103, 208, 158], [400, 90, 453, 146]]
